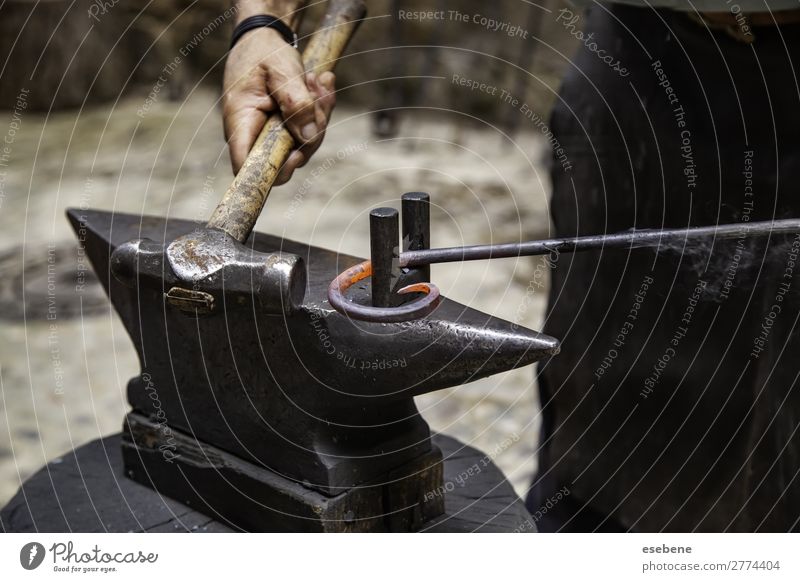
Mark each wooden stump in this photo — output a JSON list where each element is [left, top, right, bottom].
[[1, 433, 536, 533]]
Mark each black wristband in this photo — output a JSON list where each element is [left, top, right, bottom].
[[231, 15, 298, 49]]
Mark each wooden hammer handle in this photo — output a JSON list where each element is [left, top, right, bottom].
[[207, 0, 366, 242]]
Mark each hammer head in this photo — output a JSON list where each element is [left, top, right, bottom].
[[111, 226, 306, 316], [68, 208, 559, 495]]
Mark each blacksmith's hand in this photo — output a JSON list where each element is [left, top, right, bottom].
[[223, 1, 336, 182]]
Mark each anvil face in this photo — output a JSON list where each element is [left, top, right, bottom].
[[69, 209, 559, 494]]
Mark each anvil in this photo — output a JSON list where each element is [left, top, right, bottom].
[[69, 206, 559, 531]]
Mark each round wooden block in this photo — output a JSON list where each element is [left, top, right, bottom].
[[1, 433, 534, 533]]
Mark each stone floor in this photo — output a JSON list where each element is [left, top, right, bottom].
[[0, 88, 554, 507]]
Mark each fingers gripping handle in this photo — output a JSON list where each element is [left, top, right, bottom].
[[208, 0, 367, 242]]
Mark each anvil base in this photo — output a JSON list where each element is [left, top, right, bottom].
[[122, 413, 445, 532]]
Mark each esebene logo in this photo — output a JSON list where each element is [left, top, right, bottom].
[[20, 542, 46, 570], [19, 541, 158, 573]]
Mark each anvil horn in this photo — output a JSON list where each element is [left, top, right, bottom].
[[68, 208, 558, 493]]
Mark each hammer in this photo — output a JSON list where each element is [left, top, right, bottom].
[[111, 0, 366, 315]]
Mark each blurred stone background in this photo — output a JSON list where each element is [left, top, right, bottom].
[[0, 0, 579, 510]]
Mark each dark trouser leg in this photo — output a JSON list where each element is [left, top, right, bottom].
[[529, 5, 800, 532]]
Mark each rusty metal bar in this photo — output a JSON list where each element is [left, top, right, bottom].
[[398, 219, 800, 267]]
